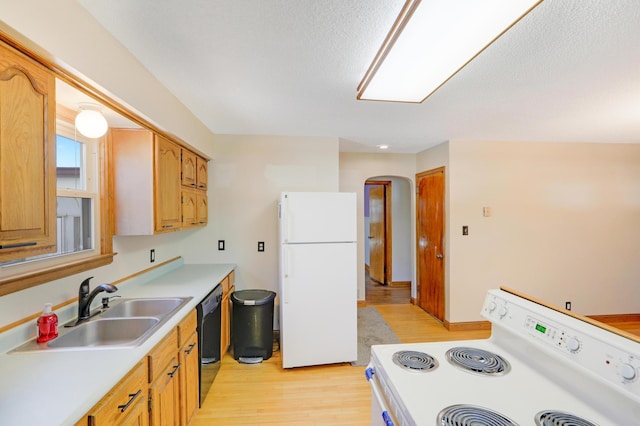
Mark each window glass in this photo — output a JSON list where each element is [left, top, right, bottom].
[[56, 135, 84, 190]]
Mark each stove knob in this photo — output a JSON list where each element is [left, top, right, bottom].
[[565, 336, 581, 352], [620, 363, 637, 381], [487, 301, 497, 312], [498, 305, 508, 318]]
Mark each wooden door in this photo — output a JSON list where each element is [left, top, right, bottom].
[[181, 149, 197, 188], [196, 156, 208, 190], [0, 42, 56, 260], [181, 190, 197, 228], [154, 136, 181, 232], [150, 357, 180, 426], [180, 331, 199, 425], [368, 184, 386, 284], [416, 168, 445, 321]]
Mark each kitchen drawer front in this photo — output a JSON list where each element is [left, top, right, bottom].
[[177, 309, 197, 347], [78, 359, 148, 426], [148, 328, 178, 383]]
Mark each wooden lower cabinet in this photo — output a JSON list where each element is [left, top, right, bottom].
[[75, 359, 148, 426], [179, 326, 199, 424], [76, 310, 200, 426], [220, 271, 236, 357]]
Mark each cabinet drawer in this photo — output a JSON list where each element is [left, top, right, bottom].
[[177, 310, 197, 347], [80, 359, 148, 425], [148, 328, 178, 383]]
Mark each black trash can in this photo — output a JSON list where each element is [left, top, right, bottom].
[[231, 289, 276, 363]]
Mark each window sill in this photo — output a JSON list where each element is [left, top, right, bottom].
[[0, 252, 117, 297]]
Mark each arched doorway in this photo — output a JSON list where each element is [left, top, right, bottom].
[[364, 176, 412, 304]]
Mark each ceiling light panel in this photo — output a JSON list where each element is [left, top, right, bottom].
[[358, 0, 543, 103]]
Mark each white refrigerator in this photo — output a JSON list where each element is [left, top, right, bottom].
[[278, 191, 358, 368]]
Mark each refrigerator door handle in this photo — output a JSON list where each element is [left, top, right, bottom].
[[283, 248, 289, 304]]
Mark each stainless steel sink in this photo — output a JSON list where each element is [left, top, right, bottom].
[[47, 317, 159, 348], [9, 296, 192, 353], [100, 297, 187, 319]]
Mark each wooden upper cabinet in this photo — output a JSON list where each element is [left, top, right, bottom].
[[181, 148, 197, 188], [196, 156, 208, 190], [154, 136, 181, 233], [182, 148, 208, 191], [110, 129, 182, 235], [0, 41, 56, 261]]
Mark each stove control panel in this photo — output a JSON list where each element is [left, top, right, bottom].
[[482, 290, 640, 401]]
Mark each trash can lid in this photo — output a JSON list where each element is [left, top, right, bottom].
[[231, 289, 276, 306]]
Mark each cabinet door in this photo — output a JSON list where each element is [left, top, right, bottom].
[[220, 290, 231, 356], [196, 193, 208, 226], [179, 330, 199, 425], [181, 190, 197, 228], [149, 356, 181, 426], [154, 136, 181, 233], [196, 156, 208, 190], [0, 42, 56, 260], [181, 149, 197, 188]]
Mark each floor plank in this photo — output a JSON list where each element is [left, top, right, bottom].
[[193, 286, 639, 424], [193, 303, 487, 425]]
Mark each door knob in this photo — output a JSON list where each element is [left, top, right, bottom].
[[436, 254, 443, 259]]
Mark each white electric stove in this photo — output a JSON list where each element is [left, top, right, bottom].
[[367, 288, 640, 425]]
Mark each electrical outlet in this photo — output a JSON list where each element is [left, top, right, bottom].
[[218, 240, 225, 250], [150, 249, 155, 263], [258, 241, 265, 252], [462, 226, 469, 236], [565, 301, 571, 311]]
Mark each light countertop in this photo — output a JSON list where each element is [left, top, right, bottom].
[[0, 260, 235, 426]]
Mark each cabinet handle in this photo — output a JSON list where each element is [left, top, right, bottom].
[[162, 225, 173, 229], [118, 389, 142, 413], [191, 183, 197, 187], [185, 342, 196, 355], [198, 184, 206, 189], [0, 241, 37, 249], [168, 363, 182, 378]]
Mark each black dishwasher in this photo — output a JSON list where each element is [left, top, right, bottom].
[[196, 283, 223, 406]]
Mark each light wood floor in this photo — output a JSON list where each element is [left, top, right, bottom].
[[193, 277, 639, 425], [192, 303, 489, 425]]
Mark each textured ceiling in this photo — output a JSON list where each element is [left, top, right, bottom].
[[78, 0, 640, 153]]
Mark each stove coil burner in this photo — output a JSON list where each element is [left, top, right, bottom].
[[535, 410, 598, 426], [438, 404, 518, 426], [392, 350, 439, 372], [445, 347, 511, 376]]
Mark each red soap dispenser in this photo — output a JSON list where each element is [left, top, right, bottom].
[[36, 303, 58, 343]]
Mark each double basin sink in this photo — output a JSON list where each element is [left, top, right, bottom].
[[13, 297, 192, 352]]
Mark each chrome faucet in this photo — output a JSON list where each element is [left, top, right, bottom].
[[77, 277, 118, 323]]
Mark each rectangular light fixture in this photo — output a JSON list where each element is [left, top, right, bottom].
[[357, 0, 543, 103]]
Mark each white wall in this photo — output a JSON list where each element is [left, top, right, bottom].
[[180, 134, 340, 327], [446, 140, 640, 322], [339, 153, 416, 300]]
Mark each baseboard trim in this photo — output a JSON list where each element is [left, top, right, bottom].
[[357, 300, 367, 308], [443, 320, 492, 332], [410, 297, 416, 305], [389, 281, 411, 288]]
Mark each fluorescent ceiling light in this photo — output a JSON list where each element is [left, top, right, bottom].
[[357, 0, 543, 103]]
